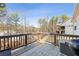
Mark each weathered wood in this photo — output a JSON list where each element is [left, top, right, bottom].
[[0, 39, 1, 50], [20, 42, 61, 56], [25, 35, 27, 46], [53, 35, 58, 46], [0, 33, 37, 51], [0, 32, 79, 52]]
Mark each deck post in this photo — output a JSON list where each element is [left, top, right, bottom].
[[38, 33, 39, 41], [25, 34, 27, 46], [0, 39, 1, 50], [54, 35, 57, 46]]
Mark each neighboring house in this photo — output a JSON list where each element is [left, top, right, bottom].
[[60, 4, 79, 35], [61, 19, 74, 34], [55, 4, 79, 35], [72, 4, 79, 35], [61, 17, 79, 35], [56, 17, 65, 34]]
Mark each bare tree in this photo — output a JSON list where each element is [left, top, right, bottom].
[[7, 13, 20, 34], [0, 3, 7, 35]]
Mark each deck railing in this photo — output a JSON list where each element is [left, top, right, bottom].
[[0, 32, 79, 52], [0, 33, 38, 51], [47, 33, 79, 46]]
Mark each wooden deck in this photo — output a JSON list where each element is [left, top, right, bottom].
[[0, 33, 79, 56], [19, 42, 61, 56], [18, 36, 65, 56], [11, 36, 66, 56]]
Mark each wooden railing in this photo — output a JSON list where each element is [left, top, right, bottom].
[[34, 32, 79, 46], [0, 32, 79, 52], [47, 33, 79, 46], [0, 33, 38, 51]]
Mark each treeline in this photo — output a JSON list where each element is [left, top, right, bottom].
[[0, 3, 37, 35], [38, 15, 69, 33], [0, 12, 38, 35], [0, 3, 70, 35]]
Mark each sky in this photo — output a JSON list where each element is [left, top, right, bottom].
[[6, 3, 75, 27]]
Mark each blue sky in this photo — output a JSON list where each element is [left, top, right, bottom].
[[6, 3, 75, 27]]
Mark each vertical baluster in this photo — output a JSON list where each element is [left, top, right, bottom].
[[16, 37, 18, 48], [56, 35, 58, 46], [19, 36, 20, 47], [17, 36, 19, 47], [4, 38, 5, 50], [65, 36, 66, 40], [54, 35, 56, 46], [20, 36, 21, 46], [62, 36, 63, 40], [58, 35, 60, 41], [66, 36, 67, 40], [71, 37, 73, 40], [23, 36, 25, 45], [58, 35, 59, 41], [28, 35, 29, 44], [63, 36, 65, 40], [14, 37, 15, 49], [69, 36, 71, 41], [25, 34, 27, 46], [21, 36, 22, 46], [7, 37, 9, 49], [62, 35, 63, 40], [0, 39, 1, 51], [30, 35, 31, 43], [60, 35, 62, 40], [22, 36, 23, 46], [10, 37, 12, 49], [15, 37, 17, 48], [20, 36, 22, 46], [22, 36, 24, 46], [59, 35, 60, 40], [29, 35, 31, 43], [61, 36, 63, 40], [50, 34, 52, 43]]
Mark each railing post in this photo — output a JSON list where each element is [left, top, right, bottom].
[[54, 35, 57, 46], [25, 34, 27, 46], [38, 33, 39, 41], [0, 39, 1, 50]]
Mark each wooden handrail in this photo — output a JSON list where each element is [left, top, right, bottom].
[[0, 32, 79, 51], [0, 33, 37, 51]]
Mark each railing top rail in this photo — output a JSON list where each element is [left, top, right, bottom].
[[49, 33, 79, 37], [0, 33, 32, 38], [0, 32, 79, 38]]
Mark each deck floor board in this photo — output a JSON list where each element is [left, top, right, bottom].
[[20, 42, 61, 56]]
